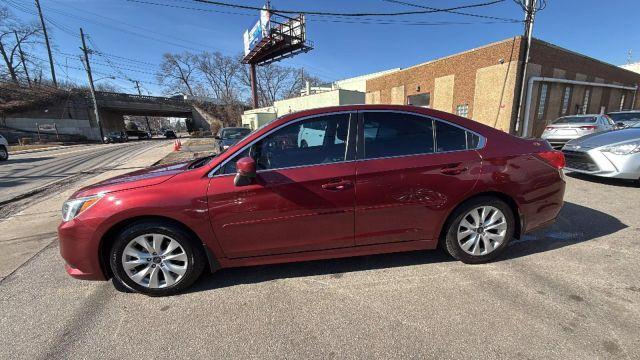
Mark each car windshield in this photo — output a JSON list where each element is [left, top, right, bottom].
[[221, 128, 251, 139], [608, 112, 640, 123], [109, 132, 121, 136], [630, 122, 640, 128], [552, 116, 597, 124]]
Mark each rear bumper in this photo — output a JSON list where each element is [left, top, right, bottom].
[[58, 219, 107, 281]]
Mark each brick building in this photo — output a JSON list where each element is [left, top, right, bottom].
[[365, 36, 640, 137]]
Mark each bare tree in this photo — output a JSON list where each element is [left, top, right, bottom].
[[196, 51, 241, 103], [240, 62, 323, 107], [156, 52, 198, 96], [0, 6, 42, 85]]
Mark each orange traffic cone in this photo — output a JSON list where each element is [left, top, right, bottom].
[[173, 139, 181, 151]]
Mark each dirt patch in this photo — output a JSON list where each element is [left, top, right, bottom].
[[156, 138, 218, 166]]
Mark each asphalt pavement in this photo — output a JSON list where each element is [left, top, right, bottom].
[[0, 141, 166, 204], [1, 167, 639, 358]]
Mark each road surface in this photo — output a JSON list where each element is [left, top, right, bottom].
[[0, 141, 167, 204], [1, 173, 639, 359]]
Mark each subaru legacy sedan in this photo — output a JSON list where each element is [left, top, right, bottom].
[[58, 105, 566, 296]]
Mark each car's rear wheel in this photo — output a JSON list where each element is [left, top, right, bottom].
[[0, 146, 8, 161], [443, 196, 515, 264], [110, 221, 205, 296]]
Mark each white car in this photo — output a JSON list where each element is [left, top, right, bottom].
[[541, 114, 616, 149], [0, 134, 8, 161], [298, 121, 326, 147]]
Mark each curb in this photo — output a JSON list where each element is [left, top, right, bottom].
[[9, 143, 92, 155]]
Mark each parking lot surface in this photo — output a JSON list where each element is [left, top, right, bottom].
[[1, 173, 639, 359]]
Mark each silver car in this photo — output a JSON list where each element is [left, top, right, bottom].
[[562, 122, 640, 180], [541, 114, 616, 149], [607, 110, 640, 128]]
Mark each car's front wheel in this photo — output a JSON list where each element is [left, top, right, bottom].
[[0, 146, 8, 161], [443, 196, 515, 264], [110, 221, 205, 296]]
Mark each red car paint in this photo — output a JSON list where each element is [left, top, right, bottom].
[[58, 105, 565, 280]]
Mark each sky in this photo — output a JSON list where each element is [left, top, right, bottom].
[[6, 0, 640, 96]]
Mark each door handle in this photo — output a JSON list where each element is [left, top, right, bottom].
[[440, 163, 468, 175], [322, 179, 352, 191]]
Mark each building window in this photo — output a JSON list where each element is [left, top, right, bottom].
[[456, 104, 469, 118], [619, 93, 626, 111], [581, 88, 591, 114], [561, 86, 571, 115], [407, 93, 430, 107], [537, 83, 549, 119]]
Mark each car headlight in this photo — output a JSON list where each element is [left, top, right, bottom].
[[600, 140, 640, 155], [222, 145, 230, 149], [61, 195, 103, 222], [103, 137, 108, 141]]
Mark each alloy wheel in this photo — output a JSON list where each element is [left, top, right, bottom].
[[121, 233, 188, 288], [457, 206, 507, 256]]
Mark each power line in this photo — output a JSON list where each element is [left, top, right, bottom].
[[381, 0, 521, 22], [191, 0, 507, 17], [46, 0, 217, 50], [120, 0, 518, 27]]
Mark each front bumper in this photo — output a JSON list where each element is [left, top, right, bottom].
[[58, 219, 107, 281], [562, 148, 640, 180]]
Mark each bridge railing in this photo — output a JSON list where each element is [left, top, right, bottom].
[[95, 91, 187, 105]]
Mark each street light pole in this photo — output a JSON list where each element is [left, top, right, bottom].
[[79, 28, 104, 142]]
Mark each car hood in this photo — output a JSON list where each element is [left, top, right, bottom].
[[71, 161, 190, 198], [565, 128, 640, 149]]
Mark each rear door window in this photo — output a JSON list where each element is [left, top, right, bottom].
[[434, 120, 472, 152], [362, 112, 434, 159]]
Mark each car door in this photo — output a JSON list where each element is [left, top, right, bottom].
[[354, 111, 483, 246], [207, 112, 356, 258]]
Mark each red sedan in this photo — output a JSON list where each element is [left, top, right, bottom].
[[58, 105, 566, 296]]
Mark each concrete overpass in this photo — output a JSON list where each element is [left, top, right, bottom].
[[1, 91, 224, 141]]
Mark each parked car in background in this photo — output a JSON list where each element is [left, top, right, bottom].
[[541, 114, 616, 149], [606, 110, 640, 128], [164, 130, 177, 139], [103, 131, 128, 143], [126, 129, 151, 140], [562, 121, 640, 180], [58, 105, 566, 296], [215, 127, 251, 152], [0, 133, 8, 161]]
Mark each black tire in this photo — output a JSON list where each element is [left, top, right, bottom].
[[442, 196, 515, 264], [0, 146, 8, 161], [300, 140, 308, 148], [109, 221, 205, 296]]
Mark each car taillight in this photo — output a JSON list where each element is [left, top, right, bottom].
[[579, 125, 597, 130], [536, 150, 565, 169]]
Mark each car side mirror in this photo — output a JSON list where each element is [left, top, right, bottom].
[[214, 135, 221, 140], [616, 122, 625, 128], [234, 157, 256, 186]]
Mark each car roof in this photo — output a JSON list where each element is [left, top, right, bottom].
[[607, 110, 640, 114]]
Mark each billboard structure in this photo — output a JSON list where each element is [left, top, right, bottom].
[[242, 3, 313, 108]]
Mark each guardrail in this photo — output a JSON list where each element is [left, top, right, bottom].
[[95, 91, 187, 105]]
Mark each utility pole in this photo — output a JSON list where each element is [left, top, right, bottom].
[[14, 31, 31, 87], [34, 0, 57, 87], [133, 80, 152, 134], [514, 0, 537, 136], [80, 28, 104, 142]]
